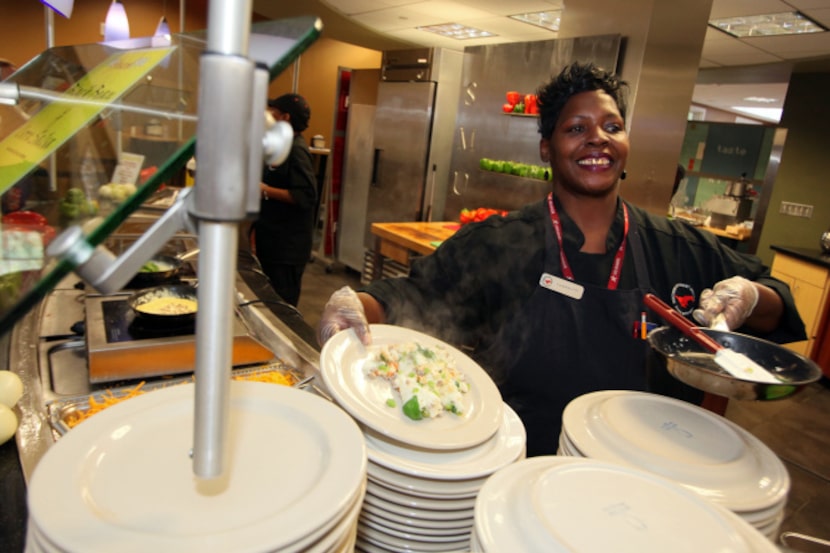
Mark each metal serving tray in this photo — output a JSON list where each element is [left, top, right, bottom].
[[47, 360, 304, 437]]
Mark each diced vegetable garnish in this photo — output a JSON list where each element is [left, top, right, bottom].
[[366, 341, 470, 421]]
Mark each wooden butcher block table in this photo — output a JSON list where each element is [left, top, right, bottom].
[[369, 222, 460, 281]]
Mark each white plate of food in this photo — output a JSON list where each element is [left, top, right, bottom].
[[319, 324, 503, 450]]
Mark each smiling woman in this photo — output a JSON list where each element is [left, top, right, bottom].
[[316, 61, 807, 458]]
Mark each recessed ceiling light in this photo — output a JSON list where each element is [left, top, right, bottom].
[[709, 11, 826, 38], [743, 96, 778, 104], [417, 23, 496, 40], [509, 10, 561, 32]]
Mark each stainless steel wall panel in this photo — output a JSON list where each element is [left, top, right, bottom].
[[337, 102, 376, 272], [559, 0, 713, 214]]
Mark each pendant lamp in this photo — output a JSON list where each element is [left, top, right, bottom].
[[103, 0, 130, 42], [40, 0, 74, 18], [154, 16, 171, 39]]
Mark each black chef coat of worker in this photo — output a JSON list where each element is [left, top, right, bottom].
[[363, 197, 806, 457], [255, 133, 317, 304]]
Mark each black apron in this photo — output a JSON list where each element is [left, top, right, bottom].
[[485, 201, 653, 457]]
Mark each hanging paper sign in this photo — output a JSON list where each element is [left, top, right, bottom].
[[110, 152, 145, 185], [0, 47, 174, 194]]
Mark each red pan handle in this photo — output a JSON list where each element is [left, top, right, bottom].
[[643, 293, 723, 353]]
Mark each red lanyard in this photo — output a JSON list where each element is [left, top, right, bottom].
[[546, 192, 629, 290]]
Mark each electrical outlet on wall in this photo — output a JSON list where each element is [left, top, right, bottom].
[[779, 201, 814, 218]]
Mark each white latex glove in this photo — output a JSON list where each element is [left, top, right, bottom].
[[317, 286, 372, 346], [693, 276, 759, 330]]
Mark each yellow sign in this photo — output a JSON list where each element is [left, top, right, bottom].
[[0, 47, 175, 193]]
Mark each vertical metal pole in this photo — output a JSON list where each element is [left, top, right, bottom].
[[44, 7, 54, 47], [292, 58, 300, 93], [191, 0, 254, 480], [44, 7, 58, 192]]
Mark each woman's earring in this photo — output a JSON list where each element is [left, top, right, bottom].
[[620, 170, 627, 180]]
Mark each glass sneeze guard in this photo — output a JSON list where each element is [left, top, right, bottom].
[[0, 16, 322, 335]]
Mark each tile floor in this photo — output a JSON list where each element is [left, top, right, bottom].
[[298, 257, 830, 551]]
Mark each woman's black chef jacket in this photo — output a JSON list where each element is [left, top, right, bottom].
[[363, 198, 806, 456], [256, 134, 317, 265]]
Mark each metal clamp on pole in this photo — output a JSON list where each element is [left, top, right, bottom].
[[0, 82, 20, 106], [244, 63, 293, 218]]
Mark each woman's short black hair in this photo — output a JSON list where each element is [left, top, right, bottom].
[[268, 93, 311, 133], [536, 62, 629, 139]]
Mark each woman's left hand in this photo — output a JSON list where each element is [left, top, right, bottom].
[[693, 276, 759, 330]]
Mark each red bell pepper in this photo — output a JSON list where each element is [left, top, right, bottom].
[[524, 94, 538, 114]]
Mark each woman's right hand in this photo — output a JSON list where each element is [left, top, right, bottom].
[[317, 286, 372, 346]]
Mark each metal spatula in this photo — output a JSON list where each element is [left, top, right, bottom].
[[644, 294, 780, 383]]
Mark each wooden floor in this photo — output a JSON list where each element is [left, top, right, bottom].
[[298, 257, 830, 549]]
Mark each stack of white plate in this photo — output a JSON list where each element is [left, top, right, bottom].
[[27, 381, 367, 553], [320, 325, 523, 553], [558, 390, 789, 541], [356, 402, 526, 552], [472, 456, 781, 552]]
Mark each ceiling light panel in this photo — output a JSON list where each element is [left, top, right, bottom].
[[709, 11, 826, 37], [509, 10, 561, 32], [417, 22, 496, 39]]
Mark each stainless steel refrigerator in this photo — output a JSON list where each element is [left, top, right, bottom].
[[337, 48, 463, 274]]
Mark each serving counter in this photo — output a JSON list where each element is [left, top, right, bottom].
[[672, 213, 751, 249], [0, 225, 325, 551]]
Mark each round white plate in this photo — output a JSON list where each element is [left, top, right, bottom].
[[320, 325, 503, 450], [26, 521, 63, 553], [364, 401, 525, 479], [367, 462, 485, 498], [360, 501, 474, 530], [28, 382, 367, 553], [561, 391, 790, 512], [734, 497, 786, 526], [470, 525, 484, 553], [360, 515, 471, 542], [363, 490, 475, 522], [715, 503, 781, 552], [304, 480, 367, 553], [357, 523, 471, 552], [360, 510, 472, 537], [475, 456, 758, 553], [367, 480, 477, 511], [355, 536, 396, 553]]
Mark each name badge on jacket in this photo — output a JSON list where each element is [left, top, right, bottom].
[[539, 272, 584, 300]]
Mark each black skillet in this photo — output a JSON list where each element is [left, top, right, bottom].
[[126, 283, 198, 326], [125, 254, 185, 288]]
